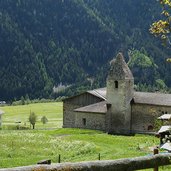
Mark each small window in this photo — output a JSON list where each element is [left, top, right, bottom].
[[82, 118, 86, 126], [115, 81, 118, 88], [148, 125, 153, 131]]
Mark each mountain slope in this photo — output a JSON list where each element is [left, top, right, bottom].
[[0, 0, 170, 101]]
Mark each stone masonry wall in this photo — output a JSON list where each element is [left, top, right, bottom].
[[106, 79, 133, 134], [75, 112, 105, 131], [63, 93, 103, 128], [63, 103, 80, 128], [131, 104, 171, 133]]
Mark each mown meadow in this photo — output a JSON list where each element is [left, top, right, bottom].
[[1, 102, 63, 129], [0, 102, 170, 170]]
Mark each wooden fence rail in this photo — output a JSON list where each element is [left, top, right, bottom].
[[1, 153, 171, 171]]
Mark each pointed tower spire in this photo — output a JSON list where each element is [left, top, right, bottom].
[[109, 53, 133, 80]]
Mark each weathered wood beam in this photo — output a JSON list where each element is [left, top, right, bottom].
[[1, 153, 171, 171]]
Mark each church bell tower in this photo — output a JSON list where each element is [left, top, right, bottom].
[[106, 53, 134, 135]]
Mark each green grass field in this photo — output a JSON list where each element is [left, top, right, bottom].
[[0, 102, 63, 129], [0, 102, 170, 170], [0, 129, 158, 169]]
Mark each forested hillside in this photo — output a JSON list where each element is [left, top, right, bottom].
[[0, 0, 171, 101]]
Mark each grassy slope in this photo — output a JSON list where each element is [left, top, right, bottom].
[[0, 103, 170, 170], [0, 129, 158, 169]]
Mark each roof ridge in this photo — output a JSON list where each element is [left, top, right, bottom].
[[93, 89, 107, 100]]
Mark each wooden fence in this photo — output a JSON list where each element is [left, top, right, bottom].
[[1, 153, 171, 171]]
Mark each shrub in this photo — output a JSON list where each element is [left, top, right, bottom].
[[41, 116, 48, 125], [29, 112, 37, 129]]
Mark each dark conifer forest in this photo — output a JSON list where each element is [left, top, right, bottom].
[[0, 0, 171, 101]]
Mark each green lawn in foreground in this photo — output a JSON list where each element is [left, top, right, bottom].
[[0, 102, 62, 129], [0, 128, 170, 170], [0, 102, 170, 170], [0, 129, 158, 169]]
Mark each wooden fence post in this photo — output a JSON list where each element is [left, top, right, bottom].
[[98, 153, 101, 160], [154, 148, 159, 171], [58, 154, 61, 163]]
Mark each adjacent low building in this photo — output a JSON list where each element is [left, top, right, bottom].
[[63, 53, 171, 135]]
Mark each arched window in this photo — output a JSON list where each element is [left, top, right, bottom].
[[147, 125, 153, 131], [114, 81, 118, 88]]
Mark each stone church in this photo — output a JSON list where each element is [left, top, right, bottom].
[[63, 53, 171, 135]]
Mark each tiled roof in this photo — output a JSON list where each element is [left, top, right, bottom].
[[88, 88, 106, 100], [133, 92, 171, 106], [78, 89, 171, 114], [63, 87, 107, 101], [158, 114, 171, 120], [160, 142, 171, 151], [74, 101, 107, 114], [88, 89, 171, 107], [64, 86, 171, 107], [158, 126, 171, 133]]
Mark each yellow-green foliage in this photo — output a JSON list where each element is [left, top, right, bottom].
[[128, 49, 154, 68], [150, 0, 171, 51]]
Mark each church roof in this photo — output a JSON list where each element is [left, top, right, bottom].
[[88, 88, 106, 100], [86, 88, 171, 107], [74, 101, 107, 114], [63, 88, 106, 101], [64, 87, 171, 107], [133, 92, 171, 106]]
